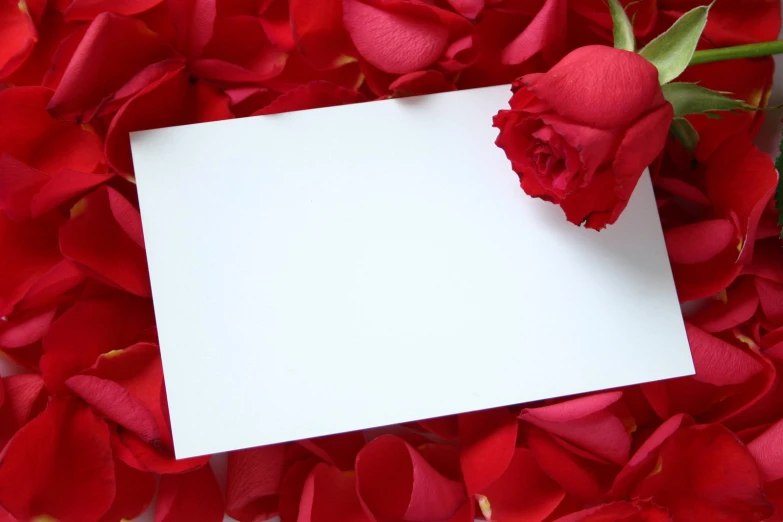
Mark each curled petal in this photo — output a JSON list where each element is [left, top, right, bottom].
[[156, 464, 224, 522]]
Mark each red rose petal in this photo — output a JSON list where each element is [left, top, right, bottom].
[[416, 415, 459, 440], [0, 154, 48, 220], [105, 67, 233, 175], [279, 459, 318, 522], [0, 86, 103, 174], [519, 391, 631, 465], [59, 186, 151, 297], [47, 13, 176, 122], [458, 407, 518, 495], [553, 501, 671, 522], [298, 463, 370, 522], [343, 0, 449, 74], [290, 0, 352, 69], [705, 134, 778, 264], [167, 0, 216, 59], [0, 0, 37, 79], [635, 424, 773, 522], [356, 434, 466, 521], [445, 0, 484, 19], [524, 46, 662, 129], [0, 211, 62, 317], [63, 0, 164, 20], [688, 278, 759, 333], [299, 431, 365, 471], [253, 80, 366, 116], [664, 219, 737, 265], [31, 169, 113, 219], [686, 322, 762, 386], [749, 419, 783, 482], [388, 70, 456, 97], [226, 444, 287, 521], [0, 373, 46, 451], [672, 246, 743, 303], [16, 259, 84, 311], [115, 430, 209, 474], [0, 307, 57, 348], [502, 0, 566, 65], [0, 398, 115, 522], [156, 464, 224, 522], [40, 293, 154, 391], [527, 427, 608, 500], [610, 413, 693, 498], [478, 447, 564, 522], [98, 457, 156, 522]]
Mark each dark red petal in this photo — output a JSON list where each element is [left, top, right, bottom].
[[609, 413, 693, 498], [749, 419, 783, 483], [166, 0, 216, 58], [756, 278, 783, 326], [502, 0, 566, 65], [478, 447, 564, 522], [31, 169, 113, 218], [192, 15, 287, 83], [40, 293, 154, 391], [278, 459, 318, 522], [0, 373, 46, 450], [688, 278, 759, 333], [298, 463, 370, 522], [671, 244, 743, 303], [356, 434, 466, 521], [445, 0, 483, 19], [0, 154, 48, 220], [524, 45, 662, 129], [114, 430, 209, 474], [59, 186, 151, 297], [388, 70, 456, 97], [557, 168, 618, 230], [105, 68, 233, 175], [0, 86, 104, 174], [0, 398, 115, 522], [520, 392, 631, 465], [253, 80, 365, 115], [527, 427, 607, 500], [226, 444, 287, 521], [16, 259, 84, 311], [98, 457, 156, 522], [64, 0, 164, 20], [635, 424, 773, 522], [0, 211, 61, 317], [299, 431, 365, 471], [0, 0, 37, 79], [553, 500, 671, 522], [290, 0, 353, 69], [705, 134, 778, 264], [47, 13, 176, 122], [458, 407, 518, 494], [155, 464, 224, 522], [664, 219, 736, 265]]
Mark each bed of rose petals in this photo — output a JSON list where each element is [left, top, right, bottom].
[[0, 0, 782, 521]]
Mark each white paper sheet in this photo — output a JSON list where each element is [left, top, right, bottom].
[[131, 84, 694, 459]]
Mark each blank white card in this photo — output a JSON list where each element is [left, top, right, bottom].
[[131, 85, 694, 459]]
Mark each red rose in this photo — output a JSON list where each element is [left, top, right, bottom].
[[493, 45, 673, 229]]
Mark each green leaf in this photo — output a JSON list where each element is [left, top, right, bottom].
[[662, 82, 762, 117], [608, 0, 635, 52], [670, 117, 699, 152], [639, 4, 709, 84], [775, 129, 783, 238]]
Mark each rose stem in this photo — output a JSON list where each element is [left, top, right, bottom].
[[689, 40, 783, 66]]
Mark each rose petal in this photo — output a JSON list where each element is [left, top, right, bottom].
[[0, 86, 103, 174], [290, 0, 352, 69], [664, 219, 737, 265], [226, 444, 287, 521], [749, 419, 783, 483], [47, 13, 176, 122], [343, 0, 449, 74], [63, 0, 164, 20], [688, 278, 759, 333], [59, 186, 151, 297], [253, 80, 365, 116], [553, 501, 671, 522], [98, 457, 156, 522], [299, 431, 365, 471], [40, 293, 154, 391], [0, 0, 37, 79], [636, 424, 773, 522], [0, 398, 115, 522], [298, 463, 370, 522], [31, 169, 113, 219], [388, 70, 456, 97], [478, 447, 564, 522], [0, 307, 57, 348], [356, 434, 466, 521], [0, 373, 46, 451], [166, 0, 216, 58], [520, 392, 630, 465], [458, 407, 518, 495], [114, 430, 209, 474], [156, 464, 224, 522], [502, 0, 566, 65], [524, 45, 662, 129], [0, 154, 48, 220]]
